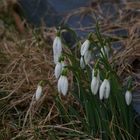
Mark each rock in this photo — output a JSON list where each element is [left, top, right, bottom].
[[133, 90, 140, 114]]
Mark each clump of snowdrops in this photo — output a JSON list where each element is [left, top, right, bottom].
[[50, 25, 139, 139], [52, 28, 132, 105]]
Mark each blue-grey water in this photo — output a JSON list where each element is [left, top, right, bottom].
[[20, 0, 91, 26], [19, 0, 120, 37]]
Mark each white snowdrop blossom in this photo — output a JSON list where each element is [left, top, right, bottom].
[[99, 79, 110, 100], [80, 39, 91, 67], [54, 62, 62, 79], [54, 61, 66, 79], [57, 76, 62, 93], [80, 56, 85, 69], [91, 76, 100, 95], [80, 39, 90, 56], [35, 85, 43, 101], [125, 90, 132, 106], [84, 50, 92, 65], [101, 46, 109, 58], [57, 75, 68, 96], [53, 36, 62, 64]]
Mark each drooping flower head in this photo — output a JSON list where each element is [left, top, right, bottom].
[[80, 40, 92, 66], [125, 90, 132, 106], [84, 50, 92, 65], [57, 68, 68, 96], [91, 65, 100, 95], [91, 76, 100, 95], [99, 78, 110, 100], [35, 81, 44, 101], [54, 55, 65, 79], [80, 34, 94, 67], [125, 76, 133, 106], [53, 31, 62, 64], [80, 39, 90, 56]]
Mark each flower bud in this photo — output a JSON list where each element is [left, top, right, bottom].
[[99, 79, 110, 100], [57, 75, 68, 96], [80, 39, 90, 56], [35, 85, 43, 101], [84, 50, 92, 65], [54, 62, 62, 79], [57, 76, 62, 93], [91, 76, 100, 95], [125, 90, 132, 106], [53, 36, 62, 64]]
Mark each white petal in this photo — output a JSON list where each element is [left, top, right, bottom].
[[99, 79, 110, 100], [80, 40, 90, 56], [57, 76, 63, 93], [35, 85, 42, 101], [84, 50, 92, 65], [125, 90, 132, 106], [54, 62, 62, 79], [103, 80, 110, 99], [80, 57, 85, 69], [99, 81, 106, 100], [61, 76, 68, 96], [91, 76, 99, 95], [53, 36, 62, 64], [53, 37, 62, 54]]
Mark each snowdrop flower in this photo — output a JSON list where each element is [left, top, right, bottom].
[[80, 39, 90, 56], [91, 76, 100, 95], [57, 75, 68, 96], [35, 84, 43, 101], [54, 62, 62, 79], [84, 50, 92, 65], [54, 60, 66, 79], [125, 90, 132, 106], [101, 46, 109, 58], [99, 79, 110, 100], [80, 56, 85, 69], [53, 36, 62, 64], [80, 39, 92, 67]]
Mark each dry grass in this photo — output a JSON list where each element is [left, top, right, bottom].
[[0, 27, 57, 139], [0, 26, 84, 140]]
